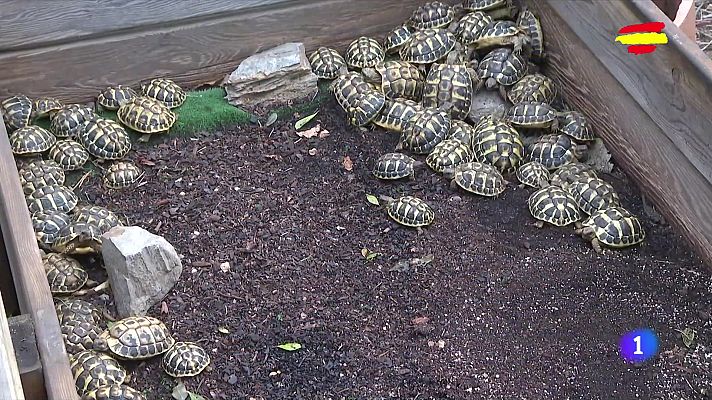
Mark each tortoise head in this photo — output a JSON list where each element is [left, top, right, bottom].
[[92, 336, 109, 352], [360, 67, 381, 84]]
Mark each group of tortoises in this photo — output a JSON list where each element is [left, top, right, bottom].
[[309, 0, 646, 253]]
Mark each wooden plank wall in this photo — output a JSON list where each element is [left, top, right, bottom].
[[0, 0, 426, 103]]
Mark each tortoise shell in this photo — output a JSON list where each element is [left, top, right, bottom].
[[527, 133, 585, 170], [447, 120, 477, 148], [423, 63, 476, 121], [384, 195, 434, 227], [372, 98, 423, 133], [94, 316, 175, 360], [162, 342, 211, 378], [558, 111, 595, 141], [308, 47, 347, 80], [477, 47, 528, 92], [345, 37, 385, 69], [79, 118, 132, 160], [527, 186, 582, 227], [372, 153, 422, 180], [52, 221, 104, 255], [33, 97, 65, 119], [505, 101, 558, 129], [550, 162, 598, 189], [472, 20, 529, 53], [44, 252, 88, 294], [26, 184, 78, 214], [363, 60, 424, 102], [19, 160, 66, 195], [56, 299, 103, 326], [81, 384, 147, 400], [332, 72, 386, 127], [383, 25, 414, 54], [103, 161, 144, 189], [33, 210, 72, 250], [9, 125, 57, 156], [517, 8, 545, 62], [454, 11, 493, 45], [426, 138, 473, 173], [141, 78, 186, 108], [399, 28, 457, 64], [408, 1, 455, 29], [97, 85, 139, 111], [48, 140, 89, 171], [50, 104, 97, 138], [117, 96, 176, 134], [577, 207, 645, 251], [61, 319, 102, 355], [448, 161, 507, 197], [566, 176, 621, 216], [1, 94, 33, 131], [72, 205, 123, 235], [471, 119, 524, 175], [507, 73, 556, 104], [463, 0, 508, 11], [70, 350, 127, 397], [516, 161, 550, 189], [398, 108, 451, 154]]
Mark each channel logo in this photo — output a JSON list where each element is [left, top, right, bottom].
[[615, 22, 669, 54]]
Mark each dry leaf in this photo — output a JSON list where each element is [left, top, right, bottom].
[[308, 148, 318, 156], [296, 124, 321, 138], [161, 301, 169, 314], [219, 262, 230, 273], [412, 316, 430, 325], [318, 129, 330, 138], [342, 156, 353, 171]]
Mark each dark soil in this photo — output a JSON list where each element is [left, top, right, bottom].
[[80, 95, 712, 400]]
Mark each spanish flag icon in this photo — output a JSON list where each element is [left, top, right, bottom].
[[615, 22, 668, 54]]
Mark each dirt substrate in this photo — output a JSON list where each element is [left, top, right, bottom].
[[80, 96, 712, 400]]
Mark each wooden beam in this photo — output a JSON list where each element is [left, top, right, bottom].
[[529, 0, 712, 267], [0, 292, 25, 400], [0, 120, 79, 399]]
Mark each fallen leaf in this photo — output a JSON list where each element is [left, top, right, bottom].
[[361, 248, 382, 261], [172, 382, 189, 400], [296, 124, 321, 138], [342, 156, 353, 171], [360, 248, 369, 258], [265, 112, 278, 127], [277, 342, 302, 351], [412, 316, 430, 325], [188, 392, 207, 400], [681, 327, 695, 348], [295, 110, 319, 129], [218, 326, 230, 334], [366, 194, 380, 206], [138, 158, 156, 166], [318, 129, 330, 138], [308, 148, 317, 156], [219, 262, 230, 273], [161, 301, 169, 314]]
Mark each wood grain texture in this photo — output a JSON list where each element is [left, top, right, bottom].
[[0, 0, 426, 103], [0, 121, 79, 399], [0, 291, 25, 400], [529, 0, 712, 267]]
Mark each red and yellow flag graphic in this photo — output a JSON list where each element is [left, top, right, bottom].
[[615, 22, 668, 54]]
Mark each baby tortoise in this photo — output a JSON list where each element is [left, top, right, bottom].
[[48, 139, 90, 171], [81, 384, 147, 400], [61, 319, 103, 355], [575, 207, 646, 253], [507, 73, 556, 104], [566, 176, 621, 216], [33, 97, 65, 119], [162, 342, 211, 378], [344, 37, 385, 69], [476, 47, 528, 100], [558, 111, 596, 142], [72, 204, 123, 235], [372, 98, 423, 133], [501, 101, 559, 130], [379, 195, 435, 228], [517, 7, 545, 63], [55, 299, 103, 326], [332, 71, 386, 128], [447, 120, 477, 148], [141, 78, 186, 109], [79, 118, 132, 160], [383, 25, 414, 54], [308, 47, 348, 80], [362, 60, 425, 102], [52, 221, 104, 255], [44, 252, 88, 295], [550, 162, 598, 189], [26, 184, 78, 214], [117, 96, 176, 134], [471, 118, 524, 175], [33, 210, 71, 250], [399, 28, 461, 67], [103, 161, 144, 189], [422, 63, 478, 121], [426, 138, 473, 174], [445, 161, 507, 197], [527, 186, 582, 227], [470, 20, 530, 54], [2, 94, 33, 131], [397, 106, 452, 154], [372, 153, 424, 180], [407, 1, 456, 30], [70, 350, 127, 397], [452, 11, 493, 58], [19, 160, 66, 195], [9, 125, 57, 156], [50, 104, 97, 138], [516, 161, 550, 189], [96, 85, 139, 111], [527, 133, 587, 170], [93, 316, 176, 360]]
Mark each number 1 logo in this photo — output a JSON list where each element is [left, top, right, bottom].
[[620, 329, 658, 363]]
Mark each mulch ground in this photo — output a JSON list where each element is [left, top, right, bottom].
[[79, 94, 712, 400]]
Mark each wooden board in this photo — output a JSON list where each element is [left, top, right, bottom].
[[0, 291, 25, 400], [530, 0, 712, 267], [0, 0, 422, 102], [0, 121, 79, 399]]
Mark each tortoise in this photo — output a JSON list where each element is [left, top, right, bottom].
[[372, 98, 423, 133], [501, 101, 559, 130], [96, 85, 139, 111], [44, 252, 88, 295], [575, 207, 646, 253], [103, 161, 144, 189], [361, 60, 425, 102], [32, 210, 72, 250], [332, 72, 386, 127], [48, 139, 90, 171], [462, 0, 511, 12], [50, 104, 97, 138], [162, 342, 211, 378], [527, 133, 587, 170], [516, 161, 550, 188], [383, 25, 414, 54], [56, 299, 103, 326], [308, 47, 348, 80], [26, 184, 78, 214], [81, 384, 147, 400], [9, 125, 57, 156], [78, 118, 132, 160], [517, 7, 545, 62], [407, 1, 456, 30], [70, 350, 127, 397], [470, 20, 530, 54], [558, 111, 596, 141], [117, 96, 176, 134], [140, 78, 186, 108], [72, 204, 123, 234], [422, 63, 478, 121], [19, 160, 66, 195], [471, 118, 524, 175], [566, 176, 621, 216], [550, 162, 598, 189], [475, 47, 528, 99], [33, 97, 65, 119], [507, 73, 556, 104], [379, 195, 435, 227], [447, 119, 477, 148], [1, 94, 33, 131], [52, 221, 104, 255], [60, 319, 103, 355], [372, 153, 424, 180], [396, 106, 452, 154], [399, 28, 462, 67], [93, 316, 176, 360], [445, 161, 507, 197], [527, 186, 582, 227], [426, 138, 473, 173], [451, 11, 493, 58], [344, 37, 385, 69]]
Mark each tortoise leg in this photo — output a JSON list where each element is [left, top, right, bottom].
[[591, 238, 604, 254], [498, 85, 508, 101], [533, 220, 544, 228]]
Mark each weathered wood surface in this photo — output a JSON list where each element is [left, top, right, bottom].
[[0, 121, 79, 400], [0, 0, 421, 102], [0, 291, 25, 400], [530, 0, 712, 267]]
